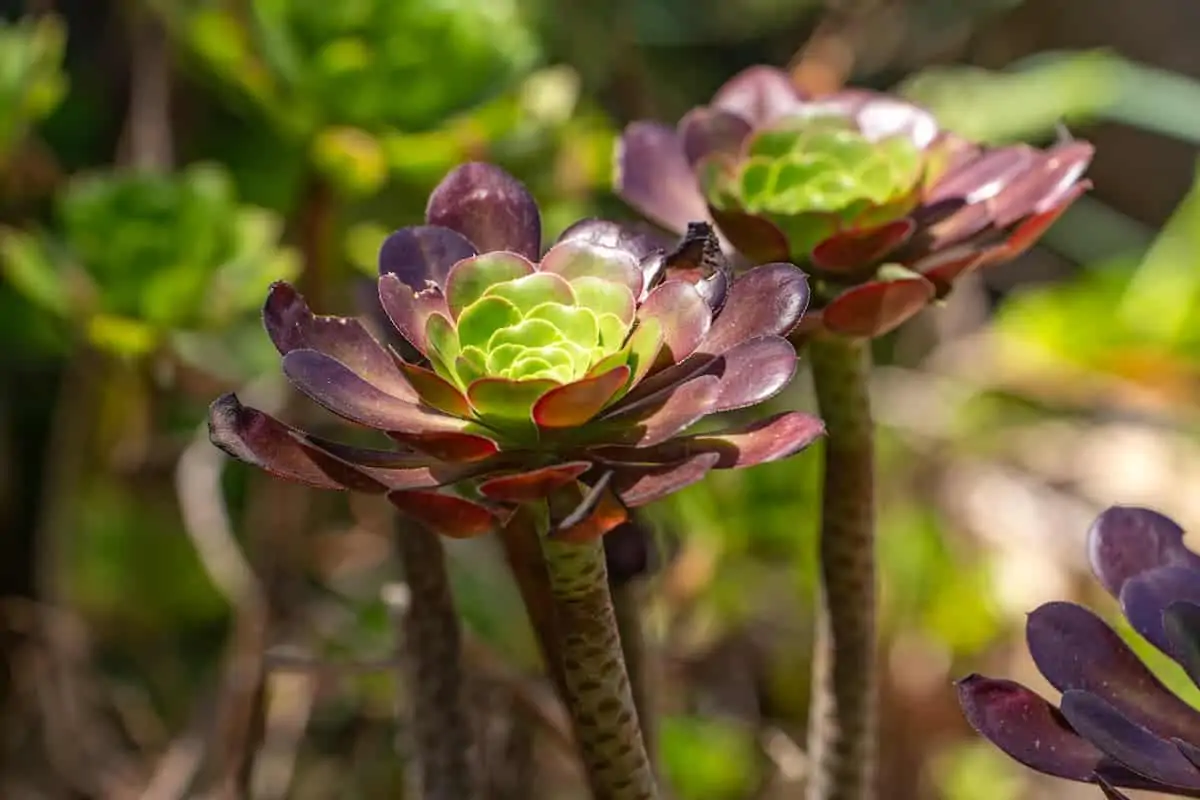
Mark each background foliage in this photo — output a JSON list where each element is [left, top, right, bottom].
[[2, 0, 1199, 798]]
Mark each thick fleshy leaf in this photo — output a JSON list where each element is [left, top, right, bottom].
[[912, 245, 985, 295], [614, 452, 721, 507], [616, 122, 712, 236], [1179, 739, 1200, 772], [1060, 690, 1200, 790], [988, 182, 1089, 264], [377, 224, 477, 289], [395, 360, 471, 417], [822, 275, 935, 338], [425, 162, 542, 261], [532, 367, 631, 428], [590, 410, 824, 470], [445, 252, 535, 319], [708, 207, 790, 265], [699, 263, 810, 355], [679, 107, 753, 166], [605, 374, 720, 447], [388, 430, 498, 462], [1088, 506, 1200, 598], [467, 377, 557, 424], [378, 273, 449, 354], [1097, 777, 1134, 800], [710, 65, 801, 126], [263, 282, 417, 401], [710, 335, 797, 413], [991, 141, 1095, 227], [289, 433, 481, 493], [1121, 567, 1200, 658], [208, 393, 347, 490], [637, 280, 712, 364], [457, 295, 523, 350], [1163, 601, 1200, 688], [539, 240, 644, 298], [479, 462, 592, 503], [956, 675, 1138, 785], [810, 219, 915, 274], [388, 490, 498, 538], [925, 145, 1040, 206], [1026, 601, 1200, 743], [571, 276, 636, 327], [282, 349, 469, 434], [555, 217, 675, 261]]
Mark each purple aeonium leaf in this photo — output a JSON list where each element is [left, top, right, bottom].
[[709, 65, 802, 126], [532, 367, 630, 429], [1121, 566, 1200, 658], [555, 217, 675, 262], [1164, 602, 1200, 688], [590, 410, 824, 470], [478, 462, 593, 504], [1088, 506, 1200, 598], [637, 280, 712, 364], [810, 220, 915, 275], [1026, 602, 1200, 743], [425, 162, 542, 261], [709, 335, 797, 413], [1059, 690, 1200, 792], [678, 107, 753, 166], [956, 674, 1148, 787], [613, 452, 721, 507], [615, 122, 712, 237], [377, 273, 450, 355], [925, 145, 1040, 207], [1096, 776, 1134, 800], [821, 275, 937, 338], [281, 348, 475, 435], [377, 224, 477, 290], [604, 374, 721, 447], [991, 141, 1096, 228], [698, 263, 809, 355], [263, 282, 417, 402], [291, 431, 494, 492]]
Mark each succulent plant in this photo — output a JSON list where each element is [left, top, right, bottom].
[[616, 65, 1095, 338], [0, 162, 298, 356], [959, 506, 1200, 799], [209, 162, 822, 538]]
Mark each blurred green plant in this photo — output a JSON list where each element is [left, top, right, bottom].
[[154, 0, 539, 196], [659, 715, 760, 800], [0, 162, 298, 358], [0, 14, 67, 163], [994, 161, 1200, 389]]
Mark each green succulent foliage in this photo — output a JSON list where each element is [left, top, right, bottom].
[[428, 254, 660, 432], [171, 0, 539, 136], [0, 14, 68, 160], [0, 163, 299, 356], [700, 115, 924, 258]]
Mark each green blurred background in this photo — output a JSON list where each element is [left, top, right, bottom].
[[3, 0, 1200, 797]]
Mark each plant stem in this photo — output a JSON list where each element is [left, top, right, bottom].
[[611, 580, 654, 769], [805, 334, 877, 800], [539, 530, 658, 800], [395, 518, 478, 800]]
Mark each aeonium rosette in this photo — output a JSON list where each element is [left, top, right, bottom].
[[209, 162, 823, 538], [616, 65, 1095, 338]]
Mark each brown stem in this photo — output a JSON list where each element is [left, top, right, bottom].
[[296, 175, 337, 311], [396, 517, 478, 800], [121, 6, 174, 172], [540, 529, 657, 800], [805, 335, 877, 800]]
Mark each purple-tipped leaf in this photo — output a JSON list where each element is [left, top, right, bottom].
[[378, 273, 450, 355], [479, 462, 593, 503], [822, 275, 935, 338], [709, 65, 801, 126], [377, 224, 477, 289], [810, 220, 915, 274], [282, 349, 472, 435], [1164, 601, 1200, 688], [425, 162, 542, 261], [616, 122, 712, 237], [637, 280, 712, 364], [956, 674, 1138, 785], [1087, 506, 1200, 598], [554, 218, 674, 262], [698, 263, 810, 355], [388, 430, 499, 462], [679, 107, 753, 166], [605, 374, 720, 447], [1121, 566, 1200, 659], [614, 452, 721, 507], [710, 335, 797, 413], [263, 282, 417, 401], [388, 489, 498, 538], [532, 367, 630, 429], [1059, 690, 1200, 791], [539, 240, 644, 298], [1026, 601, 1200, 743]]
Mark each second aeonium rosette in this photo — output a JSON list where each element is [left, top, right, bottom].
[[209, 162, 823, 539]]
